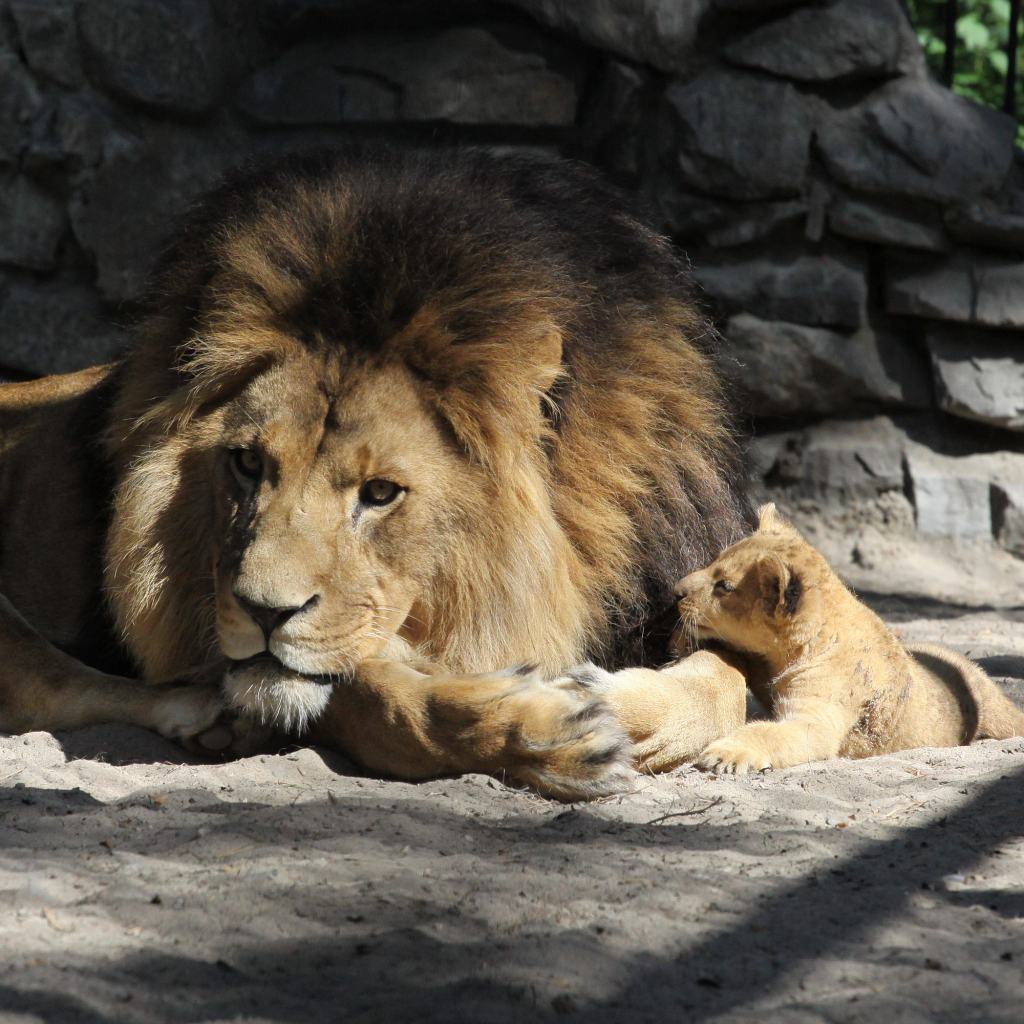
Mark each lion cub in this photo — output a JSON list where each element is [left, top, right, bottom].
[[675, 504, 1024, 773]]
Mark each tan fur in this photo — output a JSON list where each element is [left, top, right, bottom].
[[676, 505, 1024, 773], [0, 150, 752, 800]]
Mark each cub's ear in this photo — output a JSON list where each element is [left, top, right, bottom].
[[757, 503, 786, 534], [757, 554, 803, 618]]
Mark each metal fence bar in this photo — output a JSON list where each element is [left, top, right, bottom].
[[942, 0, 957, 87], [1006, 0, 1022, 115]]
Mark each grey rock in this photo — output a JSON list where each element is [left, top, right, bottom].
[[904, 444, 992, 537], [714, 0, 808, 8], [70, 123, 247, 302], [817, 78, 1016, 204], [0, 50, 43, 163], [705, 200, 807, 247], [945, 199, 1024, 253], [667, 69, 815, 201], [720, 312, 931, 416], [885, 254, 973, 322], [54, 92, 138, 171], [0, 280, 125, 377], [927, 325, 1024, 431], [766, 416, 907, 498], [78, 0, 223, 115], [993, 482, 1024, 558], [693, 251, 867, 330], [11, 0, 83, 87], [829, 196, 948, 253], [724, 0, 920, 82], [237, 29, 575, 127], [0, 174, 64, 272], [975, 260, 1024, 329], [508, 0, 711, 74]]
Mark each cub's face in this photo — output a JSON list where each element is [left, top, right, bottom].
[[674, 515, 809, 656], [208, 349, 472, 728]]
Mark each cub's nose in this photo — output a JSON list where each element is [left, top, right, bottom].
[[234, 593, 319, 638], [673, 580, 688, 600]]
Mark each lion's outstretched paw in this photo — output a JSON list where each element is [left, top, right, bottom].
[[498, 667, 636, 801], [147, 682, 224, 742], [698, 735, 773, 775]]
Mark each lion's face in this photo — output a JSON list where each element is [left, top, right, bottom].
[[209, 349, 473, 727]]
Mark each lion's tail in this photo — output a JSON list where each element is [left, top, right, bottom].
[[905, 642, 1024, 742]]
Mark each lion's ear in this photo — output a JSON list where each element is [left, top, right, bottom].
[[399, 300, 565, 459], [757, 555, 803, 618]]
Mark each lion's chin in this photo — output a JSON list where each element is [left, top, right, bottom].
[[223, 655, 335, 733]]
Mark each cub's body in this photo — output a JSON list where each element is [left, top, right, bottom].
[[675, 505, 1024, 773]]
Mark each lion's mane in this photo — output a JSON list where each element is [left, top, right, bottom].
[[102, 145, 748, 682]]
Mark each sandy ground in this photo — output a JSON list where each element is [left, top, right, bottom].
[[1, 603, 1023, 1024]]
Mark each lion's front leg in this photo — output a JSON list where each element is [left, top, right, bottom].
[[0, 592, 223, 741], [565, 650, 749, 773], [309, 660, 636, 801]]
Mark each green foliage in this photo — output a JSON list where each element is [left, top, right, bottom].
[[908, 0, 1021, 138]]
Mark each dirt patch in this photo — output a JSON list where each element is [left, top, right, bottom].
[[0, 607, 1022, 1024]]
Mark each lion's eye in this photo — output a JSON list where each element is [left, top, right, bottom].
[[230, 448, 263, 482], [713, 579, 734, 594], [360, 479, 401, 506]]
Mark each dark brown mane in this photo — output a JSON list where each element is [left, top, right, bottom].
[[107, 144, 749, 671]]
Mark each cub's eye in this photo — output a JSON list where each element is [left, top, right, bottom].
[[230, 448, 262, 482], [713, 579, 734, 594], [360, 479, 402, 507]]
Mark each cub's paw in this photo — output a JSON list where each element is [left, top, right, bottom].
[[698, 735, 773, 775], [148, 682, 224, 742], [498, 666, 636, 801]]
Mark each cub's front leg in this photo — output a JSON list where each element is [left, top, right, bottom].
[[310, 660, 636, 801], [698, 697, 855, 774]]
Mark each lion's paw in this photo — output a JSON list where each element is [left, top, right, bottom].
[[698, 736, 773, 775], [498, 665, 636, 801], [148, 682, 224, 742]]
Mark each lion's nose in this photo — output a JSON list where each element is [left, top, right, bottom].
[[234, 593, 319, 639], [673, 580, 688, 600]]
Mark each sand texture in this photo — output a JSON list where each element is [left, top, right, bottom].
[[1, 604, 1023, 1024]]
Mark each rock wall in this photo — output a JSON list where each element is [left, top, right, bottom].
[[0, 0, 1022, 599]]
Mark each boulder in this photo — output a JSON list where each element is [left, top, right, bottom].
[[724, 0, 920, 82], [693, 251, 867, 330], [0, 51, 43, 164], [714, 0, 809, 8], [720, 313, 931, 416], [667, 69, 815, 201], [974, 260, 1024, 329], [993, 482, 1024, 558], [0, 280, 125, 377], [10, 0, 84, 87], [829, 196, 948, 253], [885, 253, 973, 322], [945, 199, 1024, 253], [0, 173, 65, 272], [704, 199, 807, 248], [69, 123, 247, 302], [78, 0, 223, 115], [508, 0, 711, 74], [816, 78, 1016, 204], [926, 325, 1024, 431], [237, 29, 576, 127], [904, 444, 992, 538], [766, 416, 907, 498]]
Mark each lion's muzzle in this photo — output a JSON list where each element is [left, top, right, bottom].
[[223, 652, 336, 732]]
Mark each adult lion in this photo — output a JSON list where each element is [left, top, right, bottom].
[[0, 146, 749, 799]]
